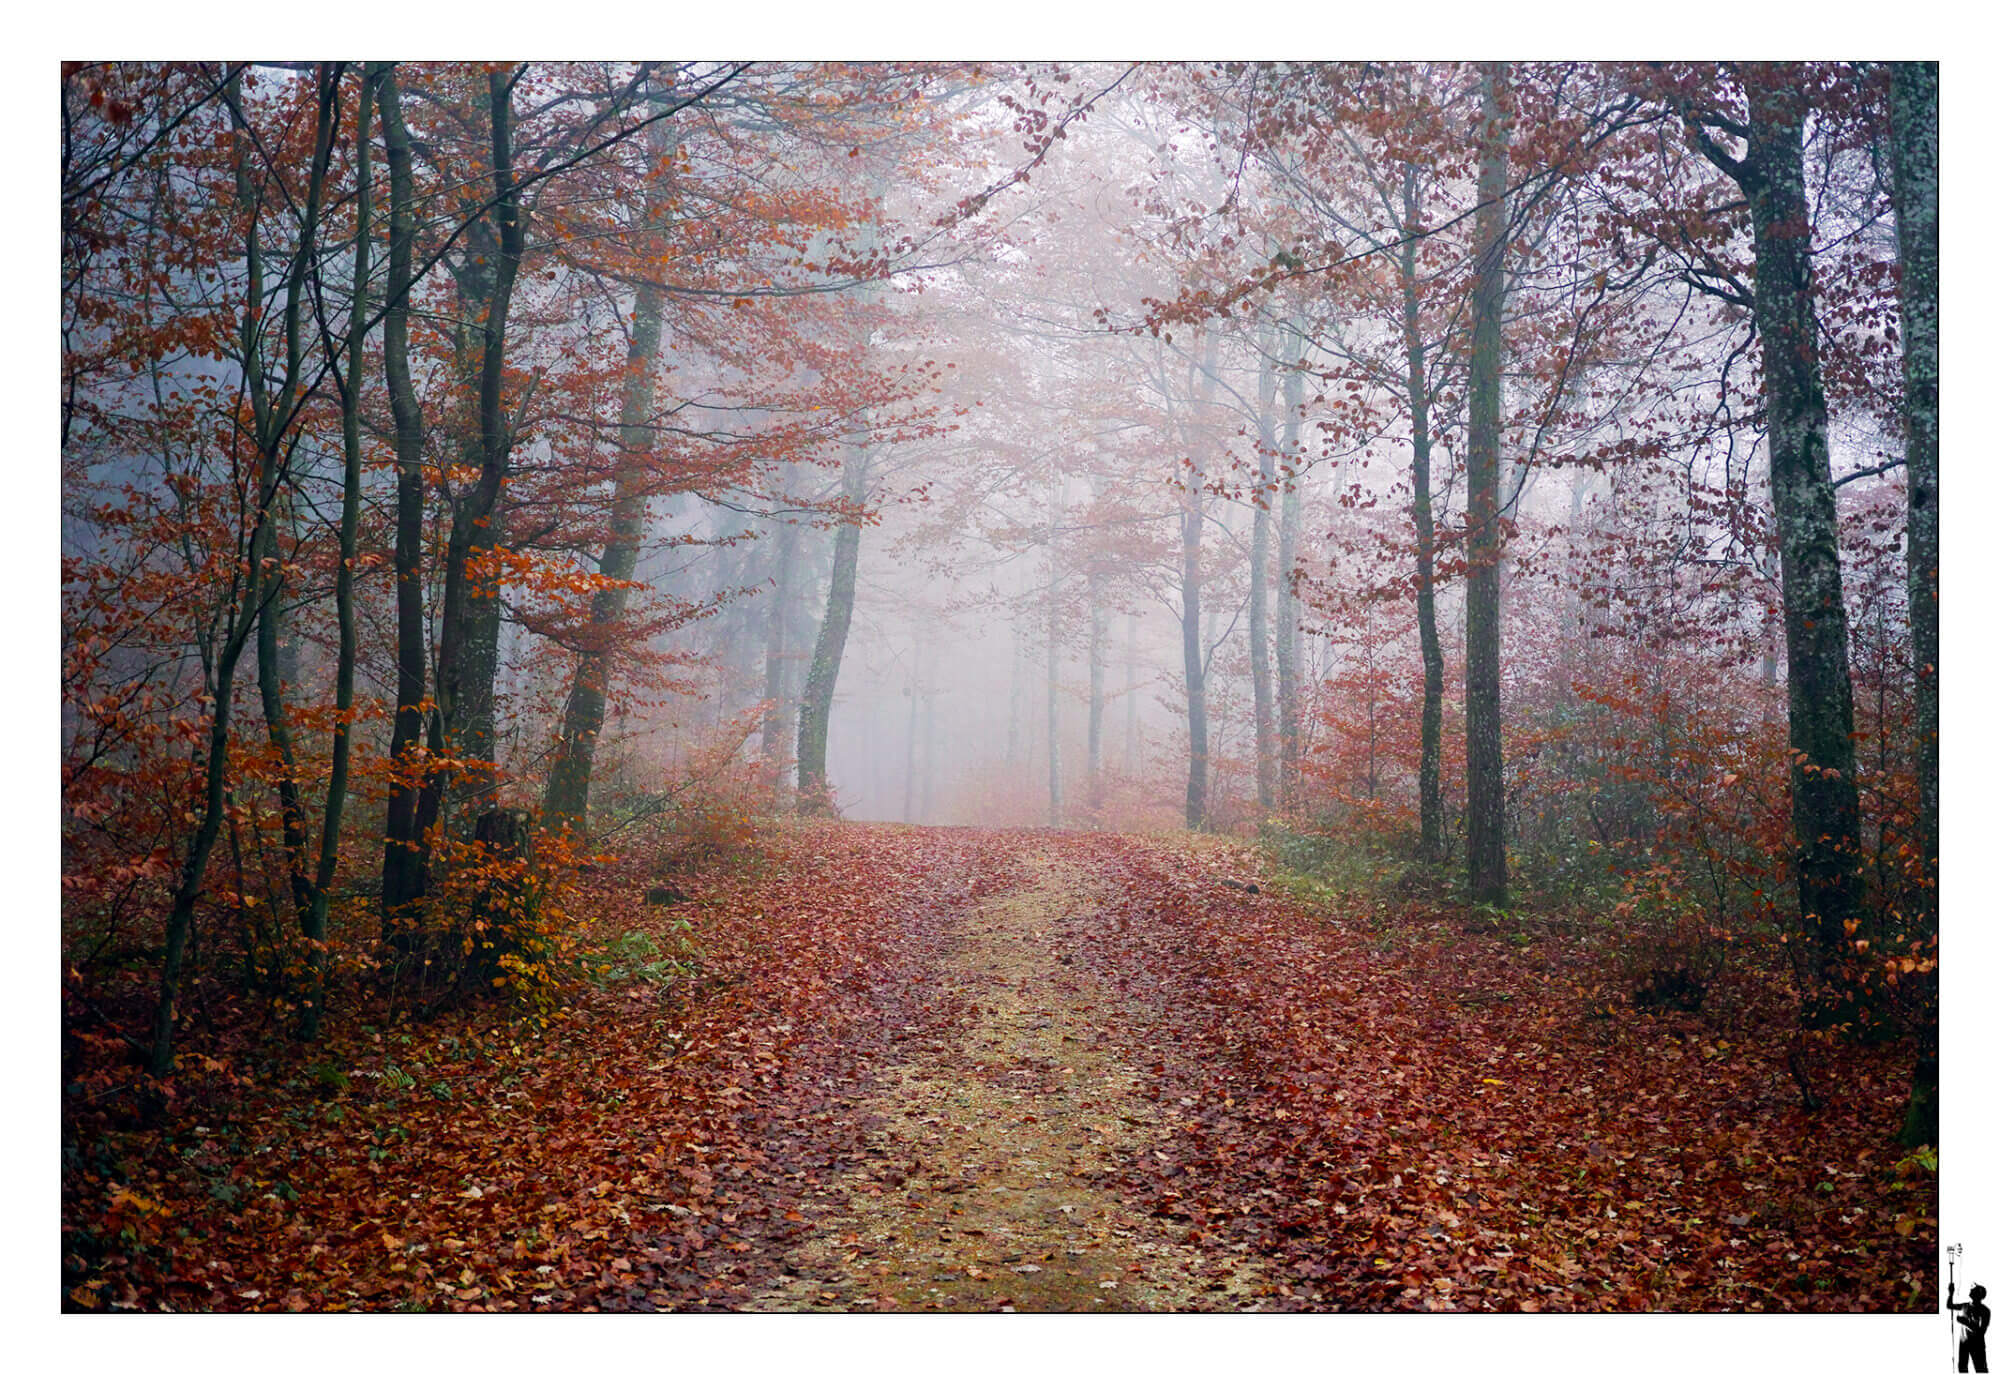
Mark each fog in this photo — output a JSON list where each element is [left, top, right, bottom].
[[64, 59, 1918, 857]]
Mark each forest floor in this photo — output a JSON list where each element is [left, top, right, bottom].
[[63, 821, 1935, 1313]]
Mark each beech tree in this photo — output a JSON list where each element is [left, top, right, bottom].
[[1463, 63, 1511, 906], [62, 61, 1940, 1183], [1886, 59, 1937, 1145], [1674, 65, 1865, 996]]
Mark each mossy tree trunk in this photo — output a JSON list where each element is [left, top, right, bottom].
[[1889, 59, 1938, 1147], [1464, 63, 1510, 907]]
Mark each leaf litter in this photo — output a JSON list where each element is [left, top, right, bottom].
[[64, 822, 1933, 1312]]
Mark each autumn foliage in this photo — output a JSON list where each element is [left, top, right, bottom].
[[62, 58, 1937, 1320]]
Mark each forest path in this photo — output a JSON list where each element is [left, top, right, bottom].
[[743, 840, 1265, 1312]]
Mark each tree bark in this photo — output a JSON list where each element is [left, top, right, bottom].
[[1047, 473, 1064, 828], [1250, 331, 1277, 810], [543, 222, 668, 835], [1124, 613, 1140, 776], [1087, 565, 1106, 817], [152, 67, 333, 1075], [1007, 622, 1023, 768], [151, 562, 262, 1076], [1178, 334, 1219, 830], [1464, 63, 1510, 906], [903, 645, 922, 823], [1888, 59, 1938, 1146], [796, 451, 870, 812], [379, 65, 434, 928], [1401, 165, 1447, 864], [302, 64, 377, 1038], [1889, 61, 1938, 921], [228, 66, 334, 937], [920, 676, 937, 823], [759, 502, 803, 795], [1730, 75, 1865, 991], [1275, 324, 1305, 811], [429, 69, 527, 831]]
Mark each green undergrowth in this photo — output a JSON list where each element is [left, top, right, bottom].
[[578, 922, 701, 991]]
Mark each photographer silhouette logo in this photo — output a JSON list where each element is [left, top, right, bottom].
[[1951, 1245, 1992, 1373]]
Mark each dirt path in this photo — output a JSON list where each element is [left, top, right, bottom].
[[745, 849, 1266, 1312]]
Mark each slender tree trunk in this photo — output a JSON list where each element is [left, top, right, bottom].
[[796, 451, 870, 811], [151, 570, 261, 1076], [1464, 63, 1510, 906], [253, 517, 313, 919], [1275, 329, 1304, 811], [759, 504, 802, 794], [544, 249, 667, 834], [1007, 623, 1023, 769], [302, 65, 376, 1039], [380, 66, 434, 928], [1124, 613, 1139, 776], [1250, 333, 1277, 810], [430, 69, 526, 831], [902, 645, 922, 823], [1402, 167, 1446, 864], [1889, 59, 1938, 1145], [1178, 337, 1218, 830], [1182, 479, 1207, 832], [1087, 566, 1106, 817], [235, 67, 333, 935], [1047, 475, 1064, 829], [920, 682, 937, 823], [153, 66, 334, 1075]]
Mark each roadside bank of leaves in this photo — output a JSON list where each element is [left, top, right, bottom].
[[62, 822, 967, 1312], [1056, 832, 1935, 1313]]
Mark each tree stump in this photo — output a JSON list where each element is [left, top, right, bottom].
[[474, 808, 532, 862]]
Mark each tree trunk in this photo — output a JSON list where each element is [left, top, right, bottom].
[[1124, 613, 1140, 776], [151, 571, 261, 1076], [1889, 59, 1938, 1145], [1007, 623, 1023, 768], [1178, 335, 1219, 830], [544, 246, 667, 835], [796, 451, 870, 812], [1402, 166, 1447, 864], [760, 506, 802, 795], [1250, 332, 1277, 810], [1464, 63, 1510, 906], [431, 69, 526, 830], [1738, 77, 1865, 991], [1275, 328, 1305, 811], [301, 65, 376, 1038], [1181, 484, 1206, 830], [380, 65, 434, 929], [1087, 565, 1106, 817], [235, 66, 334, 936], [902, 644, 922, 823], [1889, 61, 1938, 920], [919, 677, 937, 824], [1047, 472, 1065, 827], [153, 66, 334, 1074]]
